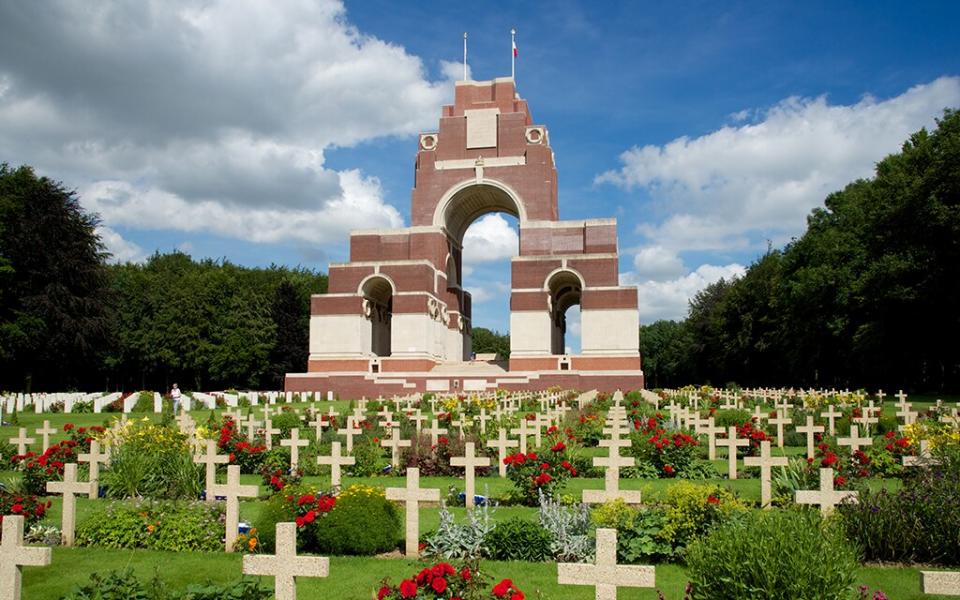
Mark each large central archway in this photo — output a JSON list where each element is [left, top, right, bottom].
[[433, 179, 527, 245]]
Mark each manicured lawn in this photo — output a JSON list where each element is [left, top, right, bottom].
[[21, 547, 953, 600]]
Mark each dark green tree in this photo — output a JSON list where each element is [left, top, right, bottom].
[[471, 327, 510, 359], [0, 164, 112, 391], [269, 280, 310, 387]]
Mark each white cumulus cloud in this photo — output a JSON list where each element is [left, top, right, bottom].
[[0, 0, 459, 253], [96, 226, 146, 264], [600, 77, 960, 251], [632, 245, 686, 281], [462, 214, 519, 266], [623, 263, 746, 323]]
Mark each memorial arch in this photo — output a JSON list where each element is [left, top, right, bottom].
[[289, 76, 643, 395]]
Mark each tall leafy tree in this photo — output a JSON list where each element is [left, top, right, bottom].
[[0, 164, 112, 391]]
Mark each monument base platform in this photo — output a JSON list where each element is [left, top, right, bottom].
[[284, 366, 643, 398]]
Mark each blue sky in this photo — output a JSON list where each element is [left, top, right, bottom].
[[1, 1, 958, 346]]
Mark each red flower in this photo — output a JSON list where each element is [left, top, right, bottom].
[[460, 567, 471, 581], [377, 586, 391, 600], [63, 423, 74, 431], [511, 593, 525, 600], [493, 579, 513, 597], [431, 577, 448, 593], [551, 441, 565, 452], [438, 436, 449, 445], [706, 495, 719, 505], [10, 503, 23, 514], [834, 475, 847, 487], [885, 431, 895, 439], [539, 462, 550, 471], [399, 579, 418, 598], [663, 464, 675, 475]]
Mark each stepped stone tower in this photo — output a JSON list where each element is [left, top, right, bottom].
[[286, 77, 643, 396]]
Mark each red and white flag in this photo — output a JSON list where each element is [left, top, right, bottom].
[[512, 38, 518, 58]]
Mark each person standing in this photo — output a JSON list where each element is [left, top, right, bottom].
[[171, 383, 182, 414]]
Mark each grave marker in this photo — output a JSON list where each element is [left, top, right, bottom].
[[35, 421, 56, 453], [380, 427, 411, 467], [317, 441, 355, 487], [450, 442, 490, 508], [9, 429, 34, 455], [78, 440, 110, 500], [0, 515, 52, 600], [242, 522, 329, 600], [212, 465, 259, 552], [795, 467, 858, 515], [796, 415, 825, 460], [193, 439, 229, 501], [45, 463, 94, 546], [744, 440, 788, 508], [486, 428, 519, 477], [557, 528, 654, 599], [280, 428, 309, 470], [385, 468, 440, 557], [717, 426, 748, 479]]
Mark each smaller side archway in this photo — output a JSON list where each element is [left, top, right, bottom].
[[359, 275, 394, 357], [545, 269, 583, 355]]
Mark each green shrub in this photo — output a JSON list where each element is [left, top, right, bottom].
[[485, 517, 552, 561], [713, 409, 751, 429], [592, 499, 674, 563], [836, 469, 960, 565], [314, 485, 401, 555], [658, 481, 747, 554], [76, 500, 224, 552], [269, 411, 302, 438], [686, 510, 858, 600], [61, 568, 271, 600], [347, 435, 388, 477]]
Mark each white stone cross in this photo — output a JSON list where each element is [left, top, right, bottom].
[[795, 467, 858, 515], [853, 402, 880, 436], [744, 440, 788, 508], [699, 417, 724, 460], [317, 441, 355, 487], [35, 420, 56, 453], [582, 443, 641, 505], [385, 468, 440, 557], [78, 440, 110, 500], [280, 428, 310, 470], [263, 418, 282, 450], [796, 415, 825, 460], [476, 408, 492, 434], [450, 442, 490, 508], [920, 571, 960, 595], [46, 463, 94, 547], [820, 404, 842, 436], [194, 440, 229, 501], [242, 522, 329, 600], [0, 515, 52, 600], [837, 425, 873, 453], [903, 440, 940, 468], [767, 411, 791, 448], [380, 427, 411, 467], [424, 418, 448, 447], [337, 416, 362, 453], [717, 426, 749, 479], [510, 418, 537, 454], [242, 415, 262, 441], [175, 412, 196, 435], [405, 409, 427, 432], [308, 416, 325, 440], [212, 465, 259, 552], [896, 389, 908, 404], [486, 428, 519, 477], [557, 528, 654, 599], [9, 428, 34, 455]]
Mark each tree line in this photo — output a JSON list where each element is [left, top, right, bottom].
[[641, 109, 960, 393], [0, 163, 327, 392]]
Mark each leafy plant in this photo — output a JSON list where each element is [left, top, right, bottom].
[[61, 568, 271, 600], [314, 484, 401, 555], [836, 468, 960, 565], [423, 501, 496, 560], [685, 510, 858, 600], [485, 517, 552, 561], [538, 490, 594, 562], [75, 500, 224, 552]]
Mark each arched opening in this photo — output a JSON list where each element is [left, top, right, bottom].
[[360, 276, 393, 357], [546, 270, 583, 355], [437, 181, 524, 363]]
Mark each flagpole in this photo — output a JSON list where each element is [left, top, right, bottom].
[[463, 32, 468, 81], [511, 28, 516, 81]]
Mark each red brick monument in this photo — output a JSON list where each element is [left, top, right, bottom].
[[286, 77, 643, 396]]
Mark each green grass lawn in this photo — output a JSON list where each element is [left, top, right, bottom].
[[20, 547, 954, 600]]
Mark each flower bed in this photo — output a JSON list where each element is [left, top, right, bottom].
[[377, 561, 525, 600]]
